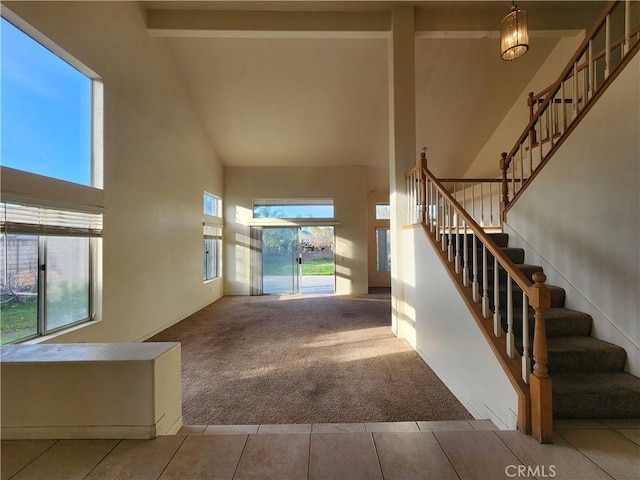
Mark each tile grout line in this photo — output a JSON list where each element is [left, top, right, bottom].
[[153, 434, 189, 480], [81, 439, 123, 480], [7, 438, 60, 480], [549, 430, 616, 480], [306, 432, 312, 480], [231, 433, 250, 480], [369, 431, 388, 480], [431, 430, 463, 480]]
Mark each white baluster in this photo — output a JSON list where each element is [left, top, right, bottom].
[[560, 81, 567, 133], [511, 154, 516, 197], [489, 182, 494, 226], [506, 274, 515, 358], [624, 0, 631, 56], [605, 14, 611, 78], [482, 244, 489, 318], [429, 182, 435, 233], [528, 137, 533, 186], [435, 190, 441, 243], [522, 292, 531, 383], [472, 233, 479, 302], [588, 39, 594, 100], [454, 213, 460, 273], [570, 62, 580, 123], [519, 148, 524, 187], [493, 257, 502, 337], [537, 118, 543, 167], [480, 182, 485, 227], [406, 177, 410, 223], [447, 202, 453, 261], [463, 220, 469, 287], [440, 195, 449, 252]]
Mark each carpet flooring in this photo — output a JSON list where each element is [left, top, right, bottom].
[[148, 291, 473, 425]]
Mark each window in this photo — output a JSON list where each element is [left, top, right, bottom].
[[0, 14, 103, 344], [376, 228, 391, 272], [203, 225, 221, 281], [203, 192, 222, 282], [0, 203, 102, 344], [253, 199, 334, 219], [375, 203, 390, 220], [1, 16, 102, 188], [204, 192, 222, 217]]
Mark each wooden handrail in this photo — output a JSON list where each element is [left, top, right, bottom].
[[424, 167, 535, 295], [504, 1, 619, 172], [502, 0, 640, 220], [528, 23, 640, 112], [407, 160, 553, 441]]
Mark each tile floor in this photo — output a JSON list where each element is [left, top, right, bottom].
[[2, 419, 639, 480]]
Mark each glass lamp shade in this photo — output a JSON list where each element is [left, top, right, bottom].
[[500, 5, 529, 61]]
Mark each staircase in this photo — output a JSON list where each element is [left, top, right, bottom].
[[483, 232, 640, 419]]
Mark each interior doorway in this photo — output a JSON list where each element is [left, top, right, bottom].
[[259, 226, 335, 295]]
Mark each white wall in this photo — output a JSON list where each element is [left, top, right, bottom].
[[224, 166, 369, 296], [3, 1, 224, 342], [403, 226, 519, 429], [505, 55, 640, 376], [465, 33, 585, 179]]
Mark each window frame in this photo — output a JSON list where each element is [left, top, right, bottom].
[[202, 192, 223, 283], [1, 10, 104, 189], [0, 10, 104, 343], [375, 227, 391, 272], [252, 198, 335, 219], [1, 202, 103, 344], [203, 225, 222, 282]]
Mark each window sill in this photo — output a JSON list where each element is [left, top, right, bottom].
[[20, 318, 101, 345]]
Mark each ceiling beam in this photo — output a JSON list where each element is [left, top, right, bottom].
[[147, 3, 605, 40], [147, 9, 391, 38]]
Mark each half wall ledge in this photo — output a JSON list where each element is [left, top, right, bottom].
[[0, 342, 182, 440]]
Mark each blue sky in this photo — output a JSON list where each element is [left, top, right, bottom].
[[1, 17, 92, 186]]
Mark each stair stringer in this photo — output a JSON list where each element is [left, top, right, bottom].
[[402, 225, 521, 431], [503, 54, 640, 377]]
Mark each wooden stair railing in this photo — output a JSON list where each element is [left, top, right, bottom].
[[501, 0, 640, 219], [406, 151, 553, 443]]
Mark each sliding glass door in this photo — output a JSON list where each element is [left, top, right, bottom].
[[261, 227, 301, 295]]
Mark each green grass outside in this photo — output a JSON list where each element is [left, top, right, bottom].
[[263, 256, 334, 276], [1, 284, 89, 344], [302, 257, 335, 275], [1, 299, 37, 344]]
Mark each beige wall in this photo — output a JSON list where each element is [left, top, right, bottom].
[[506, 55, 640, 376], [224, 166, 368, 296], [403, 226, 519, 429], [3, 1, 224, 342], [465, 33, 585, 179]]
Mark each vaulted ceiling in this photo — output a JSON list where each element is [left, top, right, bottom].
[[141, 1, 605, 192]]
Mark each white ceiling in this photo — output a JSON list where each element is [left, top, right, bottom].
[[142, 1, 606, 192]]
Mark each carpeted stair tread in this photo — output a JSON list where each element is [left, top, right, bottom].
[[451, 232, 509, 248], [537, 308, 593, 337], [454, 230, 639, 420], [546, 336, 627, 373], [468, 247, 525, 265], [507, 307, 593, 337], [552, 372, 640, 418], [494, 285, 566, 310]]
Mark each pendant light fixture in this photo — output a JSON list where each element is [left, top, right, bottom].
[[500, 1, 529, 61]]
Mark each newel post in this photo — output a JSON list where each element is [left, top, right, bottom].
[[529, 272, 553, 443], [419, 148, 428, 224], [500, 152, 509, 223], [527, 91, 535, 119]]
